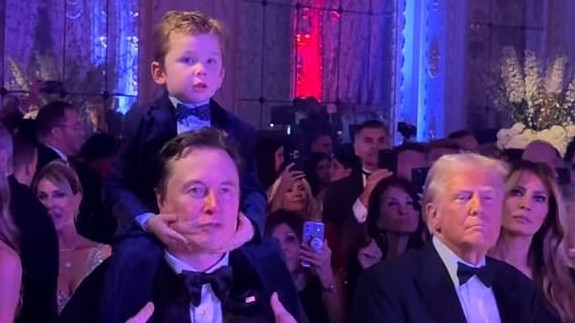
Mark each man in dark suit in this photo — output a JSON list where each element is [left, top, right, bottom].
[[353, 153, 559, 323], [0, 125, 59, 323], [100, 10, 267, 323], [34, 101, 117, 243], [61, 129, 300, 323], [323, 120, 391, 262]]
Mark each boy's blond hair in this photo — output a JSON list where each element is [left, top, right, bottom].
[[153, 11, 225, 64]]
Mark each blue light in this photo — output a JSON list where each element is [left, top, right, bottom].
[[90, 1, 138, 115], [397, 0, 447, 142]]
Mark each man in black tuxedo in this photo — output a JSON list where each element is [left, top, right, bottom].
[[100, 10, 267, 323], [34, 101, 117, 243], [353, 153, 559, 323], [0, 125, 59, 323], [60, 129, 300, 323], [322, 120, 391, 262]]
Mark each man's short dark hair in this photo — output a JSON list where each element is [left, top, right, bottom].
[[35, 101, 76, 139], [447, 129, 474, 140], [353, 120, 388, 141], [395, 142, 426, 155], [12, 135, 37, 171], [154, 128, 242, 197], [426, 138, 461, 153]]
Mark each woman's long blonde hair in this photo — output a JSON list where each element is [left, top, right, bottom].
[[503, 161, 575, 321], [267, 177, 321, 221]]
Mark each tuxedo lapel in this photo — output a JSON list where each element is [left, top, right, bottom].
[[209, 100, 231, 131], [143, 94, 177, 149], [150, 252, 272, 323], [414, 244, 467, 323], [490, 260, 521, 323], [151, 261, 192, 323], [223, 248, 270, 323]]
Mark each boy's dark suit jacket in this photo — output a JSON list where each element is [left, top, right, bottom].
[[35, 143, 117, 243], [59, 238, 303, 323], [353, 243, 560, 323], [9, 176, 59, 323], [103, 94, 266, 234]]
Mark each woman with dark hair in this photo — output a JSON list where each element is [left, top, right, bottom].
[[0, 176, 21, 322], [266, 210, 345, 323], [489, 160, 575, 322], [346, 176, 426, 307], [304, 152, 332, 198], [255, 136, 285, 191], [362, 176, 426, 264]]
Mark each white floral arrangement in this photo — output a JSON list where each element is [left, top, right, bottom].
[[493, 47, 575, 156]]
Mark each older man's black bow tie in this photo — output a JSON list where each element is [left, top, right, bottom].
[[175, 103, 211, 122], [179, 266, 233, 306], [457, 262, 494, 287]]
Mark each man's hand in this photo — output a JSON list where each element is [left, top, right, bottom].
[[125, 302, 154, 323], [357, 239, 383, 270], [146, 213, 188, 249], [358, 169, 393, 206], [270, 292, 297, 323]]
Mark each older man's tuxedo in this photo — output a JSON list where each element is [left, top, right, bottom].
[[352, 243, 559, 323]]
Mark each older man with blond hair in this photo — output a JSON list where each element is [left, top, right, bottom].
[[353, 153, 559, 323]]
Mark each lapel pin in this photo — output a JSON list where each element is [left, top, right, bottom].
[[244, 295, 256, 304]]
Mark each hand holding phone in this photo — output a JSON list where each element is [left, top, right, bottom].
[[301, 221, 325, 268], [378, 149, 397, 173]]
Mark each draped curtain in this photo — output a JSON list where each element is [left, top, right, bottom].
[[3, 0, 139, 115]]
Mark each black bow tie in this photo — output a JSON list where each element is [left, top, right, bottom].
[[179, 266, 233, 307], [457, 262, 494, 287], [175, 103, 211, 123], [362, 170, 371, 178]]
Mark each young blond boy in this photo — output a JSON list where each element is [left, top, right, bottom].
[[100, 11, 266, 322]]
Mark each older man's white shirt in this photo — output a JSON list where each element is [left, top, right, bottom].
[[433, 237, 501, 323]]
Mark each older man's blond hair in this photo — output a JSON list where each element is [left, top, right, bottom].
[[421, 153, 509, 231]]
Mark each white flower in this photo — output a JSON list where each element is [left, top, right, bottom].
[[501, 47, 525, 103], [524, 51, 542, 107], [545, 56, 567, 96], [496, 123, 575, 156], [565, 74, 575, 107]]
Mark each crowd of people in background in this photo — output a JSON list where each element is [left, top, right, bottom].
[[0, 9, 574, 323]]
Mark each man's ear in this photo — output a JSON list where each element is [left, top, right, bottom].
[[155, 188, 164, 211], [151, 61, 166, 85], [425, 202, 440, 233]]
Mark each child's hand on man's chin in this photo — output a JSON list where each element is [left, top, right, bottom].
[[167, 212, 255, 254]]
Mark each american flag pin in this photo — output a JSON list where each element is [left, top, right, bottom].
[[244, 295, 256, 303]]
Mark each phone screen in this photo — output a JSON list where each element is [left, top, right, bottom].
[[301, 221, 325, 268], [378, 149, 397, 173]]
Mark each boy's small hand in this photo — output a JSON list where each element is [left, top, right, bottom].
[[147, 213, 188, 248]]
